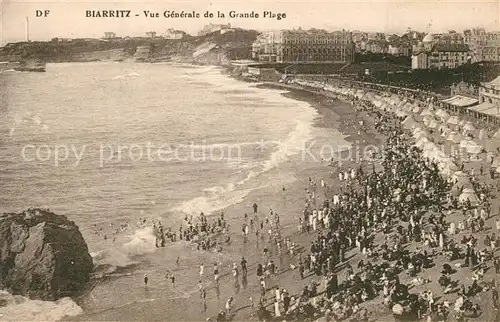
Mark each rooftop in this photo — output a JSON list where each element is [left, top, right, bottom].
[[481, 76, 500, 88], [432, 43, 470, 52]]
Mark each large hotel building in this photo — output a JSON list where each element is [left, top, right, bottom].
[[252, 29, 355, 64]]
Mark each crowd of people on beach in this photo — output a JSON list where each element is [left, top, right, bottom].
[[127, 81, 500, 322], [248, 86, 500, 322]]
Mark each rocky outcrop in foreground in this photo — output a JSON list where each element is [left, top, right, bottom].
[[0, 208, 93, 300]]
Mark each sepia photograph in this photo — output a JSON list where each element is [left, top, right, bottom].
[[1, 0, 500, 321]]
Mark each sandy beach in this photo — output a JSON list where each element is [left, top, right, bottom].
[[68, 76, 500, 322], [68, 82, 380, 321]]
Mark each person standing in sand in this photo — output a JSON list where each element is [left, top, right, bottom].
[[213, 263, 220, 284], [253, 203, 258, 214], [144, 274, 148, 287], [274, 298, 281, 317], [202, 289, 207, 313], [225, 297, 233, 315], [199, 263, 204, 279]]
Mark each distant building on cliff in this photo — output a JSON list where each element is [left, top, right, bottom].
[[103, 32, 116, 39], [411, 33, 470, 69], [198, 23, 231, 36], [251, 29, 355, 64], [463, 28, 500, 62], [164, 28, 185, 39], [145, 31, 157, 38]]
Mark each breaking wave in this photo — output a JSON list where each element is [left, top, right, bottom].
[[172, 112, 315, 216], [112, 72, 140, 80], [92, 227, 157, 273]]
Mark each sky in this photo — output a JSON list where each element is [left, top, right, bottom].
[[1, 0, 499, 45]]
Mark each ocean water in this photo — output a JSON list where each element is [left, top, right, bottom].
[[0, 62, 348, 320]]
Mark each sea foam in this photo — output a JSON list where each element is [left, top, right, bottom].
[[92, 227, 157, 272], [171, 84, 316, 217]]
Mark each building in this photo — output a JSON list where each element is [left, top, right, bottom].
[[388, 44, 410, 56], [479, 76, 500, 105], [103, 32, 116, 39], [164, 28, 185, 39], [434, 31, 464, 45], [252, 29, 355, 64], [198, 23, 231, 36], [427, 44, 470, 69], [450, 81, 477, 97], [411, 33, 470, 69], [463, 28, 500, 62], [412, 52, 428, 69], [145, 31, 157, 38], [363, 40, 388, 54]]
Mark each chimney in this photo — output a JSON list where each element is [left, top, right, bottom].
[[25, 16, 29, 42]]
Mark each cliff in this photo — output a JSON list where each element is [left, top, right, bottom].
[[0, 29, 258, 65], [0, 208, 93, 301]]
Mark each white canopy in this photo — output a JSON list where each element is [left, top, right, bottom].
[[420, 108, 433, 116], [440, 110, 451, 122], [447, 115, 460, 125], [459, 188, 478, 205], [460, 138, 483, 154], [402, 115, 417, 128], [412, 105, 422, 114], [446, 132, 462, 144], [463, 122, 477, 132], [428, 120, 440, 129], [478, 129, 487, 140]]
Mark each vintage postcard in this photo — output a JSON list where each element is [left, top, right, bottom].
[[1, 0, 500, 321]]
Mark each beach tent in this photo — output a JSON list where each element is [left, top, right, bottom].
[[446, 132, 462, 144], [396, 110, 408, 118], [438, 124, 449, 133], [402, 102, 413, 111], [364, 92, 375, 100], [440, 110, 451, 122], [435, 109, 445, 118], [412, 105, 422, 114], [478, 129, 487, 140], [460, 138, 483, 154], [459, 188, 478, 205], [403, 115, 417, 129], [421, 109, 433, 117], [428, 120, 440, 129], [414, 132, 428, 141], [493, 128, 500, 139], [458, 120, 467, 127], [415, 137, 430, 148], [452, 171, 468, 182], [423, 116, 432, 127], [452, 178, 473, 193], [463, 122, 477, 132], [447, 115, 460, 125], [413, 127, 429, 140]]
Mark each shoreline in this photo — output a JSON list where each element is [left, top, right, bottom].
[[69, 73, 384, 321]]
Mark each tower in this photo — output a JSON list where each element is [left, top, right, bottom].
[[25, 16, 29, 42]]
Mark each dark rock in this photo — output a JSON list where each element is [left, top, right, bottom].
[[0, 208, 93, 300]]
